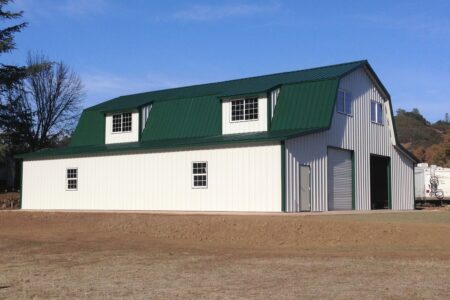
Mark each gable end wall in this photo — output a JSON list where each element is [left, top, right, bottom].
[[285, 67, 414, 211]]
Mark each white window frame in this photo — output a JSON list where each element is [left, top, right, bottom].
[[230, 97, 259, 123], [192, 161, 208, 189], [66, 168, 78, 191], [336, 89, 352, 116], [370, 100, 384, 125], [111, 112, 132, 134]]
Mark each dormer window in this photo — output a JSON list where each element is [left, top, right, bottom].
[[231, 98, 258, 121], [112, 112, 132, 133]]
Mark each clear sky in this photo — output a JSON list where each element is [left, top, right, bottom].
[[3, 0, 450, 122]]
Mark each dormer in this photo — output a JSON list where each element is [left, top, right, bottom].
[[105, 110, 139, 144], [221, 93, 268, 134]]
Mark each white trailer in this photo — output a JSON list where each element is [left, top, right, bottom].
[[415, 163, 450, 201]]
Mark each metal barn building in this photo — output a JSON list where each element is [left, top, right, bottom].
[[18, 60, 417, 212]]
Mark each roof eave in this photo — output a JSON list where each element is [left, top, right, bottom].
[[394, 144, 419, 163]]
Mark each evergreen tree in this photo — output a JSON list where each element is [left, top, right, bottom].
[[0, 0, 28, 89]]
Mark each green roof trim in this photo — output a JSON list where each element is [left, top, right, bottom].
[[16, 129, 322, 160]]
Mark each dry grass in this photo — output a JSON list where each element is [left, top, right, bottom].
[[0, 211, 449, 299]]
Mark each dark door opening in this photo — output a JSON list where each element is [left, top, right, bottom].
[[370, 155, 391, 210]]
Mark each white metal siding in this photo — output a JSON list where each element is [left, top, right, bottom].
[[285, 67, 414, 211], [327, 148, 352, 210], [105, 110, 139, 144], [222, 95, 268, 134], [22, 143, 282, 212]]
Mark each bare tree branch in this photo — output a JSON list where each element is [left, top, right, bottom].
[[0, 53, 84, 153], [25, 53, 84, 149]]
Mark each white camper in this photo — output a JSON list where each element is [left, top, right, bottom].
[[415, 163, 450, 201]]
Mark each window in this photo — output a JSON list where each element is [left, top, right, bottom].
[[66, 168, 78, 191], [336, 90, 352, 115], [192, 162, 207, 188], [371, 101, 383, 124], [112, 112, 132, 133], [112, 114, 122, 132], [231, 98, 258, 121]]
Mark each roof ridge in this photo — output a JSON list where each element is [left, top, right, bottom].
[[116, 60, 367, 98], [86, 59, 368, 111]]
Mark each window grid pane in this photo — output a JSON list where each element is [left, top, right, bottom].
[[122, 113, 132, 132], [244, 98, 258, 120], [67, 169, 77, 178], [112, 114, 122, 132], [193, 175, 207, 187], [67, 179, 77, 190], [231, 100, 244, 121]]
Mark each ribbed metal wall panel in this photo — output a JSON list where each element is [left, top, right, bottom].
[[285, 68, 414, 211], [22, 143, 282, 212]]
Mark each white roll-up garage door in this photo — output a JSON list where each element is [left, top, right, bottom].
[[328, 148, 352, 210]]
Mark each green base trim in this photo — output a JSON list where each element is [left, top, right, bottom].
[[281, 141, 286, 212], [388, 157, 392, 209], [19, 159, 23, 209], [351, 151, 356, 210]]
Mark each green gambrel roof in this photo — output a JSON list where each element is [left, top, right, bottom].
[[89, 60, 366, 112], [19, 60, 378, 159]]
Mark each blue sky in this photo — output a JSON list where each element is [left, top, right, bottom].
[[3, 0, 450, 122]]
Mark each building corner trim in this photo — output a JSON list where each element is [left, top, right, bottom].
[[19, 159, 23, 209], [281, 141, 286, 212]]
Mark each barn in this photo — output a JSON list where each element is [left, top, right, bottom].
[[18, 60, 417, 212]]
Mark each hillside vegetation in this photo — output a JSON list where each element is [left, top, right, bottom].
[[395, 109, 450, 167]]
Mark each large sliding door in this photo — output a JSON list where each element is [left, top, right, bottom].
[[328, 148, 353, 211]]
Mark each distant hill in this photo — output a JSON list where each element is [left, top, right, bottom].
[[395, 109, 450, 167]]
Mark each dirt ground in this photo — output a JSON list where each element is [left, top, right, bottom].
[[0, 210, 449, 299]]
